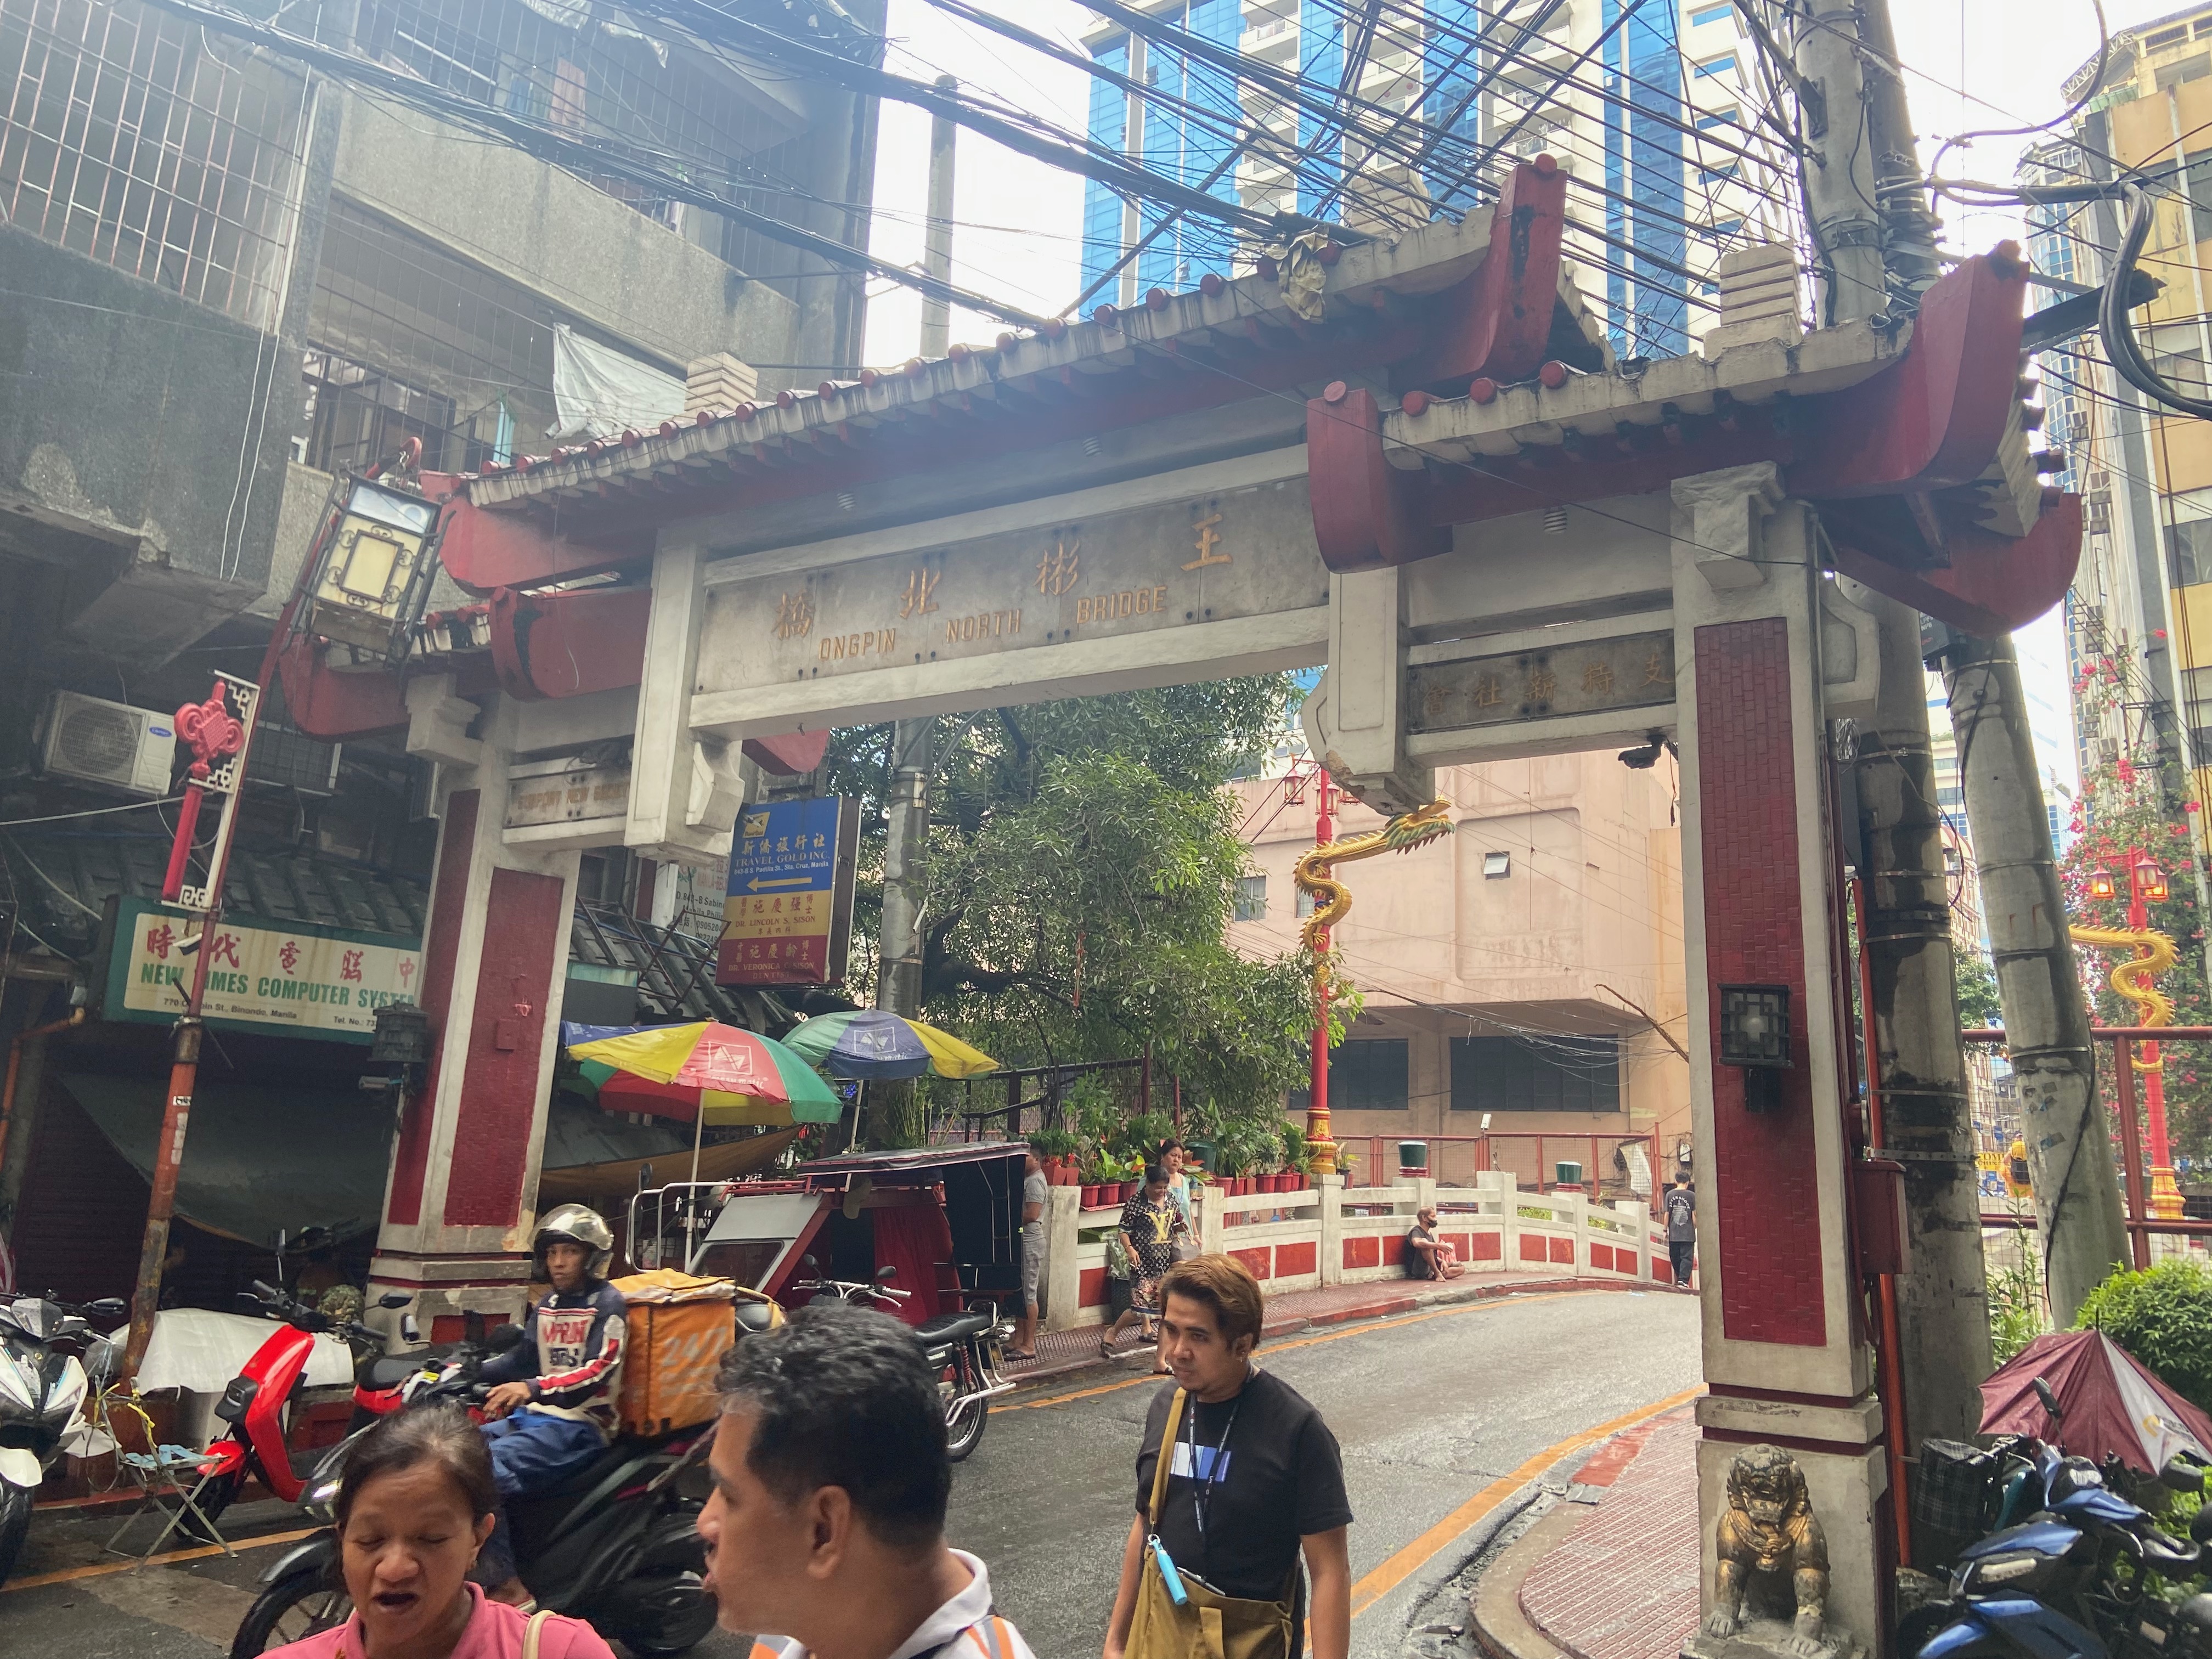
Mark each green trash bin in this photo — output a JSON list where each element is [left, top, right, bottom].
[[1398, 1140, 1430, 1176], [1554, 1160, 1584, 1188]]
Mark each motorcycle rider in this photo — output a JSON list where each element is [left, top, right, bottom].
[[473, 1203, 627, 1606]]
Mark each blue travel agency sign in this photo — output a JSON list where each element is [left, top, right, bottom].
[[716, 797, 859, 987]]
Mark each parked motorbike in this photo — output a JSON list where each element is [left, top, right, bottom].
[[230, 1367, 718, 1657], [183, 1279, 419, 1539], [0, 1291, 125, 1584], [791, 1260, 1014, 1462], [1904, 1379, 2212, 1659]]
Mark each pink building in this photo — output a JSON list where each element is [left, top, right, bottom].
[[1227, 753, 1691, 1193]]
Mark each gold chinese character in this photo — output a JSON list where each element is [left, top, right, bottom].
[[1582, 661, 1615, 696], [774, 590, 814, 640], [1643, 647, 1673, 686], [1472, 674, 1504, 709], [1183, 511, 1231, 571], [1425, 682, 1446, 719], [1036, 539, 1082, 596], [899, 568, 940, 618], [1527, 667, 1558, 703]]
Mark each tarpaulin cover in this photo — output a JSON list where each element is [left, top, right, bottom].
[[121, 1307, 354, 1396], [548, 325, 684, 442], [62, 1073, 396, 1245], [1980, 1328, 2212, 1473]]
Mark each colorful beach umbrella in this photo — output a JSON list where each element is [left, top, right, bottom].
[[562, 1022, 842, 1124], [781, 1009, 998, 1080]]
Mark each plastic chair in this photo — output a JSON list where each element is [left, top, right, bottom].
[[104, 1443, 235, 1562]]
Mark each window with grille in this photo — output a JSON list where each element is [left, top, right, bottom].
[[1450, 1034, 1620, 1113], [1233, 874, 1267, 922], [1289, 1039, 1409, 1115], [304, 200, 582, 472], [0, 0, 307, 328]]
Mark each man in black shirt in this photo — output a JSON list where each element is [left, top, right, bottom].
[[1103, 1255, 1353, 1659], [1664, 1173, 1697, 1288]]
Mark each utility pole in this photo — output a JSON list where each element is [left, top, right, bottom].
[[917, 74, 958, 360], [1943, 632, 2129, 1323], [865, 78, 955, 1146], [1851, 586, 1990, 1446], [1791, 2, 1886, 325]]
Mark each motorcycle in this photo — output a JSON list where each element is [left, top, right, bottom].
[[0, 1291, 124, 1584], [184, 1279, 421, 1538], [1904, 1379, 2212, 1659], [791, 1260, 1015, 1462], [230, 1367, 720, 1658]]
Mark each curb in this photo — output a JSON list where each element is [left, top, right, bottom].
[[1007, 1275, 1648, 1392]]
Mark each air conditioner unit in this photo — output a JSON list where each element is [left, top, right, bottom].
[[37, 691, 178, 797]]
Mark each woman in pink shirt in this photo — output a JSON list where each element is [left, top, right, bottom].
[[266, 1404, 614, 1659]]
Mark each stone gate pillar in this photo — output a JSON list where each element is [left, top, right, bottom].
[[1671, 464, 1886, 1655], [369, 692, 581, 1340]]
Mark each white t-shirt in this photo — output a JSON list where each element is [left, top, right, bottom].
[[747, 1550, 1036, 1659]]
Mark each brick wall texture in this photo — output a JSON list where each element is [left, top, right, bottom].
[[1694, 619, 1825, 1347]]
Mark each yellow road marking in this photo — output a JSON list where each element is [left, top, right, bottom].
[[1003, 1290, 1585, 1412], [2, 1525, 320, 1592], [1345, 1384, 1704, 1620]]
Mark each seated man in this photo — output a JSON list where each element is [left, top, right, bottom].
[[473, 1203, 627, 1605], [1405, 1206, 1464, 1280]]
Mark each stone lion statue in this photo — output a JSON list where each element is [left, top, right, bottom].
[[1703, 1444, 1832, 1658]]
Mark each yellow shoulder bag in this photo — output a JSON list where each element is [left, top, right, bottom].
[[1124, 1388, 1298, 1659]]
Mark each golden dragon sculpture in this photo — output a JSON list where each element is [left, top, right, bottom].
[[2068, 923, 2178, 1060], [1294, 798, 1456, 980]]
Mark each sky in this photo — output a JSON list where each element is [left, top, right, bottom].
[[856, 0, 2176, 789]]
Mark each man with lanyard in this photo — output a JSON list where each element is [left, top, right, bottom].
[[698, 1301, 1035, 1659], [1103, 1255, 1353, 1659]]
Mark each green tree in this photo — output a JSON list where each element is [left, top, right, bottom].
[[1955, 949, 2002, 1028], [822, 681, 1338, 1144]]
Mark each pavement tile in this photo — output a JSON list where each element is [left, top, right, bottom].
[[1518, 1408, 1700, 1659]]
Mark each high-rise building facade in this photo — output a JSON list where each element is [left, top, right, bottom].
[[1079, 0, 1793, 360]]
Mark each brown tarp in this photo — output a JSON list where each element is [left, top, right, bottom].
[[534, 1126, 801, 1202]]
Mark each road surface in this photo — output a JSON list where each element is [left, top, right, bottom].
[[0, 1286, 1700, 1658]]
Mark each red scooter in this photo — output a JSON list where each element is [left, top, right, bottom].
[[185, 1280, 421, 1534]]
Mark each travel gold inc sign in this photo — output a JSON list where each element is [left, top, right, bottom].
[[106, 898, 424, 1042]]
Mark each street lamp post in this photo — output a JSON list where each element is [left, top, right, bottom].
[[2125, 854, 2185, 1221]]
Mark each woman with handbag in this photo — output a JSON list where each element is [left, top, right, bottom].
[[1102, 1254, 1351, 1659], [1100, 1165, 1192, 1370]]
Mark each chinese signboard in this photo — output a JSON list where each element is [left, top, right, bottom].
[[716, 798, 859, 988], [105, 898, 422, 1043], [696, 475, 1328, 697], [505, 752, 633, 830], [1407, 630, 1677, 735]]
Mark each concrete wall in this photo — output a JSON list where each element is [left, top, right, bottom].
[[329, 92, 799, 380], [0, 224, 297, 659], [1228, 752, 1691, 1150]]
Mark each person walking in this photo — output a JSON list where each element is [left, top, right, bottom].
[[1102, 1255, 1352, 1659], [1158, 1139, 1193, 1229], [698, 1301, 1036, 1659], [1101, 1164, 1190, 1370], [1012, 1147, 1047, 1361], [1664, 1172, 1697, 1289]]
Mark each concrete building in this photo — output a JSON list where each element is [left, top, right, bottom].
[[0, 0, 876, 1303], [2029, 12, 2212, 843], [1077, 0, 1793, 360], [1, 0, 876, 685], [1227, 754, 1689, 1190]]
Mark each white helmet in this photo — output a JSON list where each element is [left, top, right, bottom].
[[533, 1203, 613, 1279]]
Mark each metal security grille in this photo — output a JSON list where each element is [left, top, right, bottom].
[[0, 0, 306, 328], [304, 199, 563, 472]]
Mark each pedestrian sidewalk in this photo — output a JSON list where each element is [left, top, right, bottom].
[[1472, 1406, 1701, 1659], [1006, 1272, 1661, 1388]]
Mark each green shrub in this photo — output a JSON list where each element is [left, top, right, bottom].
[[2075, 1258, 2212, 1412]]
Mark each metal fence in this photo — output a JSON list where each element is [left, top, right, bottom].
[[1, 0, 308, 328], [1341, 1131, 1664, 1212]]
